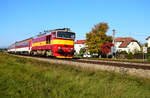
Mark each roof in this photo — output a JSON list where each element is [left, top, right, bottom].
[[115, 37, 137, 48], [75, 40, 86, 44], [146, 36, 150, 40], [114, 37, 136, 42]]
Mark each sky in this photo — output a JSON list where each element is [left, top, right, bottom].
[[0, 0, 150, 48]]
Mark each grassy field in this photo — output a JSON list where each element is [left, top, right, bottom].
[[0, 53, 150, 98]]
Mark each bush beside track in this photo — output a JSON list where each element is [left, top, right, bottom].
[[1, 53, 150, 97]]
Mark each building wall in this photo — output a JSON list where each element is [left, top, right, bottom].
[[114, 42, 122, 48], [74, 44, 86, 54], [148, 38, 150, 47], [116, 47, 130, 53], [115, 42, 141, 53], [128, 42, 141, 53]]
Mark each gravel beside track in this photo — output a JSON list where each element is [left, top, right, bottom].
[[78, 59, 150, 67], [85, 59, 150, 64], [11, 54, 150, 78]]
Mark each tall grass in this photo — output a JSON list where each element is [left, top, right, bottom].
[[0, 53, 150, 98]]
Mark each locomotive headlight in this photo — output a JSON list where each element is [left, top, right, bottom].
[[70, 48, 73, 50], [58, 47, 62, 49]]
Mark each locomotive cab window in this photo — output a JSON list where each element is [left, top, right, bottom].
[[46, 35, 51, 44], [52, 33, 56, 38], [57, 32, 75, 39]]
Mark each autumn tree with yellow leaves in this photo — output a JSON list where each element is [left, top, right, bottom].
[[86, 22, 112, 55]]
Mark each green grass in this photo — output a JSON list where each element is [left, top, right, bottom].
[[1, 53, 150, 98]]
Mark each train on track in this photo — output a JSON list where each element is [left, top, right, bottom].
[[8, 28, 76, 58]]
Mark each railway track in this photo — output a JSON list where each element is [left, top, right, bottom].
[[78, 59, 150, 66], [87, 59, 150, 64], [69, 59, 150, 70], [8, 53, 150, 78], [11, 54, 150, 70]]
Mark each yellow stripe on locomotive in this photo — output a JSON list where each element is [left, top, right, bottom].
[[32, 41, 46, 47], [51, 39, 74, 45], [32, 39, 74, 47]]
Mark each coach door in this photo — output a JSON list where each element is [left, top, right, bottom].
[[46, 35, 51, 44]]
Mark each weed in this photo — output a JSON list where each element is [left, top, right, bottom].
[[0, 53, 150, 97]]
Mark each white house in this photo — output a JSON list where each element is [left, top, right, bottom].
[[146, 36, 150, 47], [114, 37, 141, 53], [74, 40, 86, 54]]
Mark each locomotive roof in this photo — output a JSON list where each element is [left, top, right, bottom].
[[34, 28, 74, 39]]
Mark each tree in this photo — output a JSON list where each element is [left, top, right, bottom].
[[86, 22, 112, 55], [144, 43, 148, 47], [100, 43, 114, 55]]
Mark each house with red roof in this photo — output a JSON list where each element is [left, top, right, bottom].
[[146, 36, 150, 47], [114, 37, 141, 53], [74, 40, 86, 54]]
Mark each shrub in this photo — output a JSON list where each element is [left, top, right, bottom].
[[108, 55, 112, 58], [128, 52, 134, 59], [116, 51, 128, 59], [147, 47, 150, 61], [100, 43, 114, 55], [101, 54, 107, 58], [134, 52, 143, 59], [79, 48, 86, 56]]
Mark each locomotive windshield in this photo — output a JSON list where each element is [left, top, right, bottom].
[[57, 32, 75, 39]]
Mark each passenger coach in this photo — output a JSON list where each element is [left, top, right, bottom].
[[8, 38, 32, 54]]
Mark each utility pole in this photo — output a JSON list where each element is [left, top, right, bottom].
[[112, 29, 116, 59], [112, 29, 116, 44]]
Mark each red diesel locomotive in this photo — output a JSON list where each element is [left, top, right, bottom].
[[8, 28, 76, 58]]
